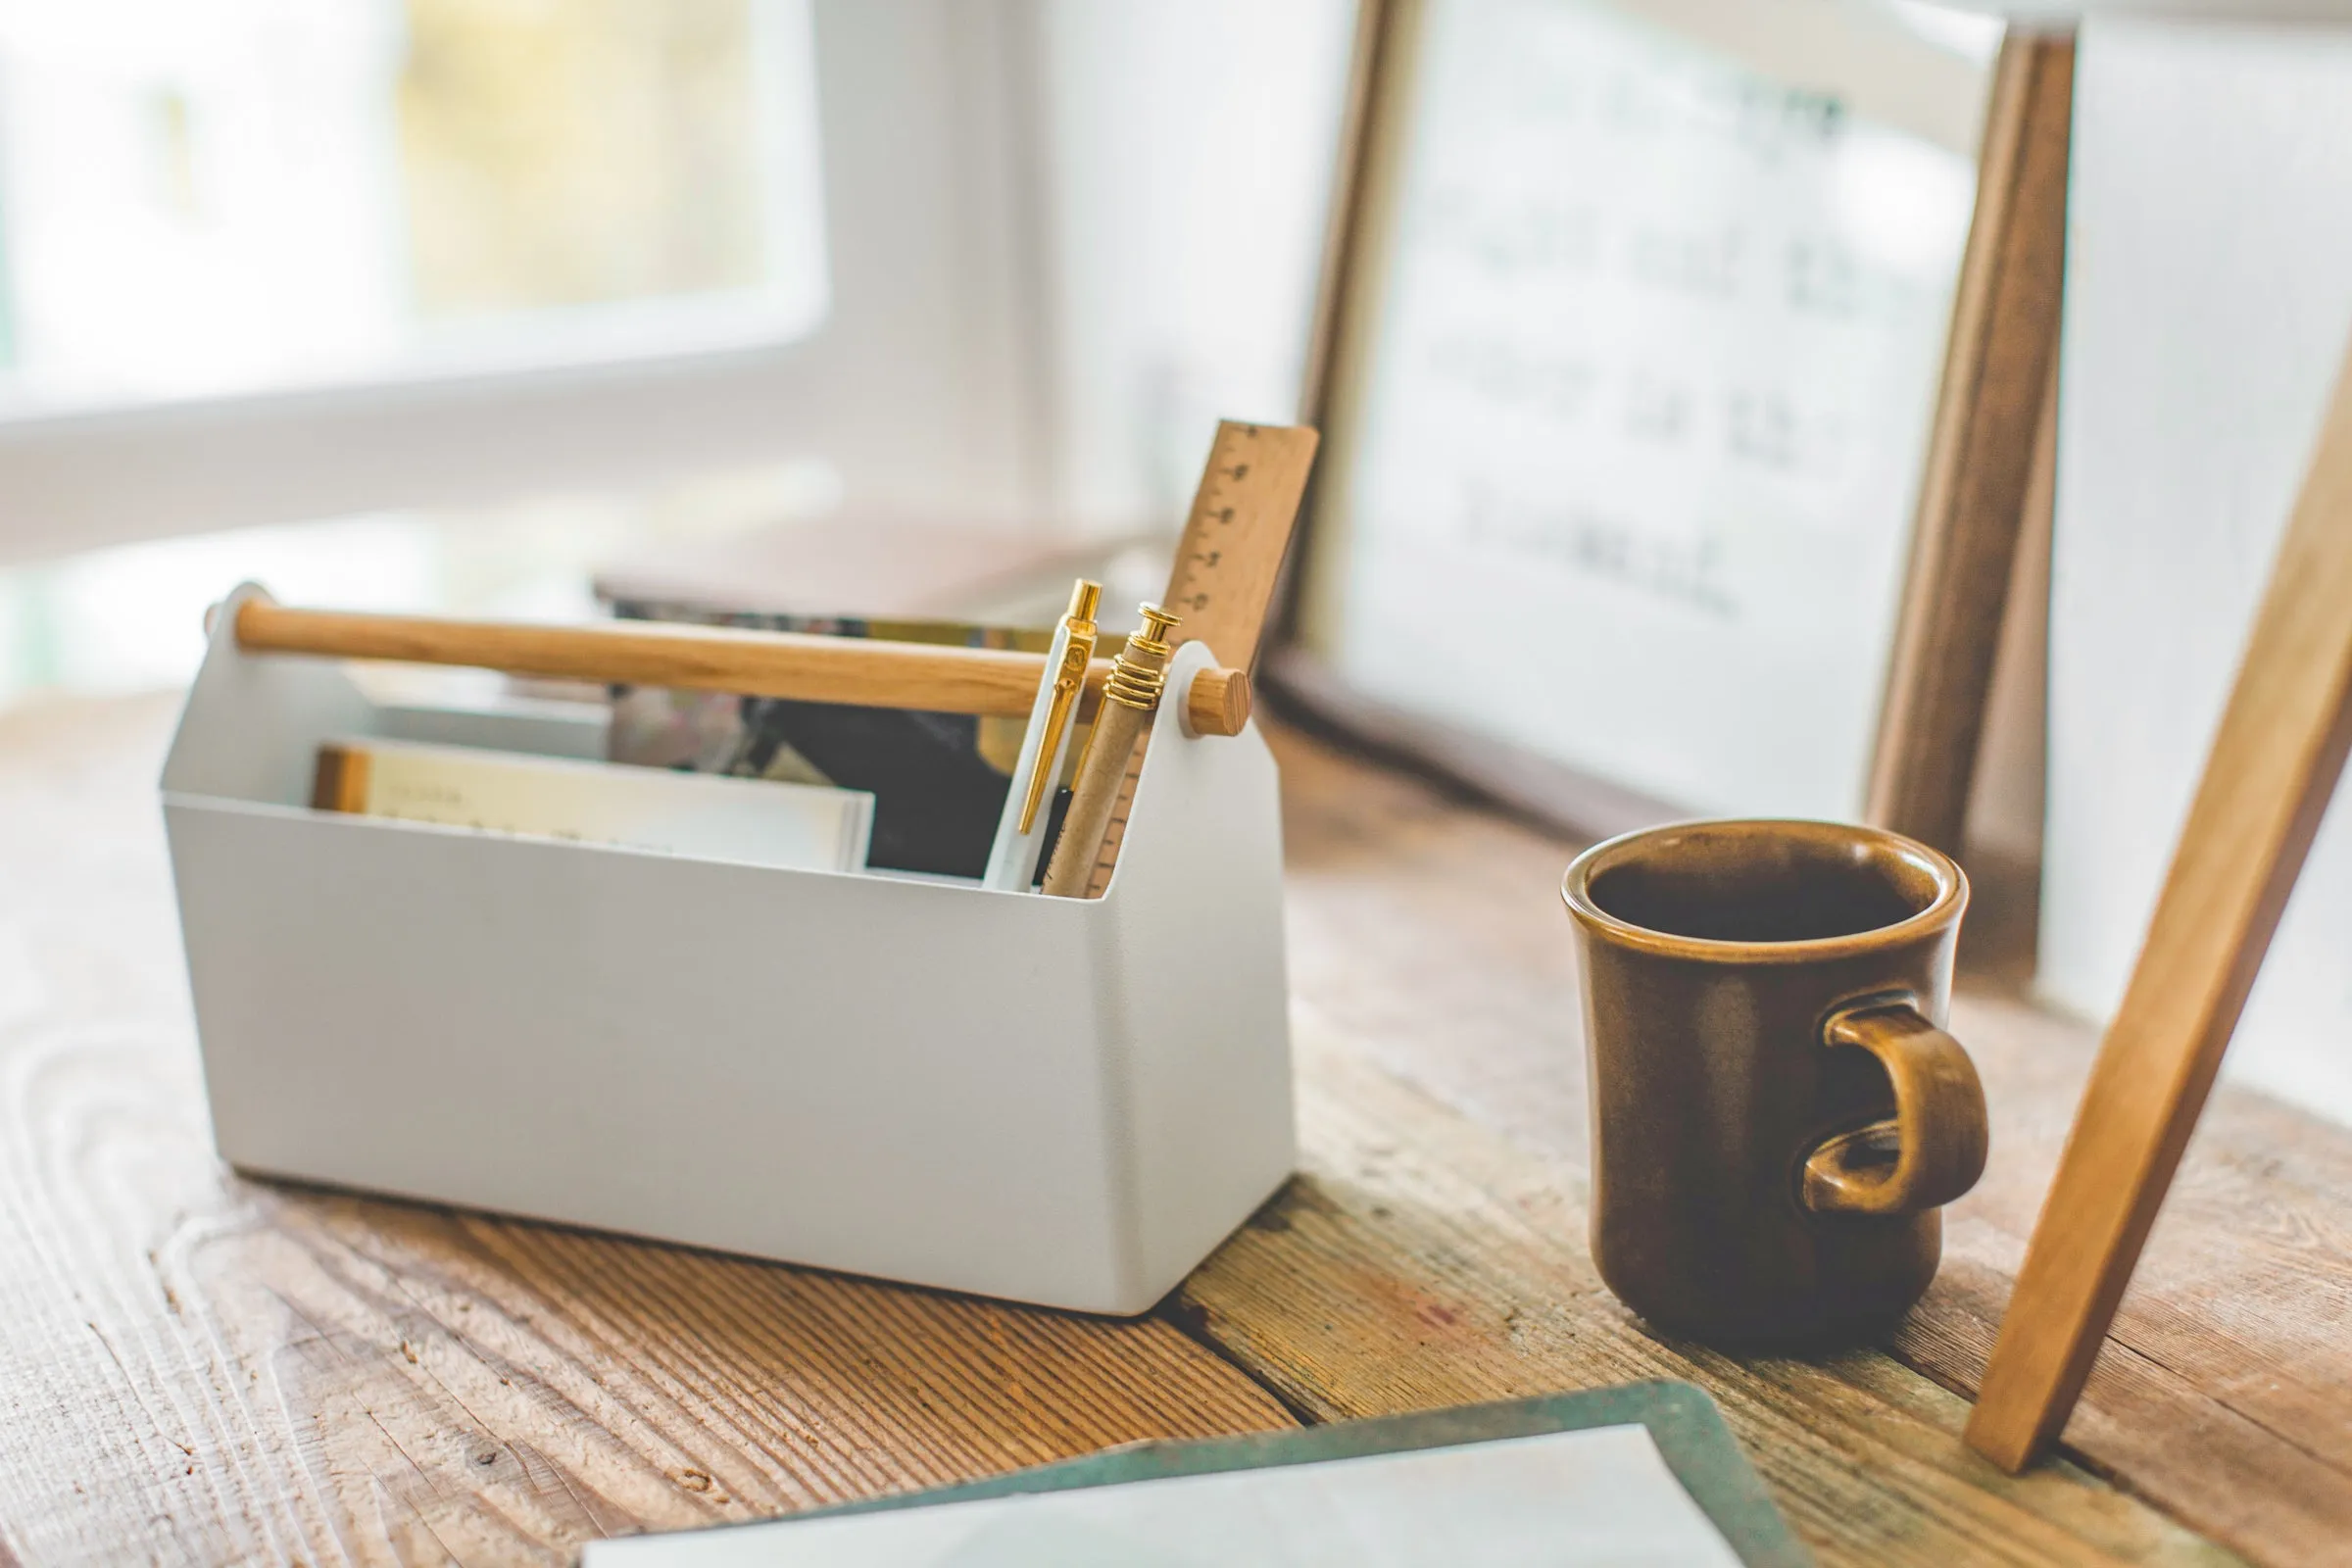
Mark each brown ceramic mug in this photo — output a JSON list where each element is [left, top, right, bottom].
[[1560, 819, 1986, 1346]]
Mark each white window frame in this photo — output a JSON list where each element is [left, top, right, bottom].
[[0, 0, 1056, 564]]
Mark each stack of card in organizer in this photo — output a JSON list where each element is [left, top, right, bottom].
[[311, 733, 874, 874]]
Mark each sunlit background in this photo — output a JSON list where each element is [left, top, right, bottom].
[[2, 0, 827, 409], [0, 0, 2000, 709], [0, 0, 1357, 702]]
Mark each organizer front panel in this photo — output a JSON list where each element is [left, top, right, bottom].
[[168, 799, 1141, 1307]]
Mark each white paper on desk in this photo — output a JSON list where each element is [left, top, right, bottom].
[[582, 1423, 1745, 1567]]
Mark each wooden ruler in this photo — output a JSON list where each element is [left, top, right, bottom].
[[1080, 419, 1319, 895]]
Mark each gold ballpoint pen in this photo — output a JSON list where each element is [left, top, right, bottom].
[[1020, 582, 1102, 834], [981, 579, 1102, 891], [1041, 603, 1180, 899]]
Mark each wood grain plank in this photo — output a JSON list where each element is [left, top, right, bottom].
[[1967, 329, 2352, 1471], [8, 688, 2349, 1565], [0, 696, 1292, 1567], [1266, 721, 2352, 1567], [1180, 1021, 2231, 1567]]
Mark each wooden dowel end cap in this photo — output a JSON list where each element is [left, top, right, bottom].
[[1186, 667, 1251, 737]]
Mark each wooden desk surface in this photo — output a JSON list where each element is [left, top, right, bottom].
[[3, 695, 2346, 1566]]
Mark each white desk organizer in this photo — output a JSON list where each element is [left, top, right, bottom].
[[161, 585, 1295, 1314]]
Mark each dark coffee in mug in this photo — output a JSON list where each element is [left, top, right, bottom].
[[1561, 819, 1986, 1346]]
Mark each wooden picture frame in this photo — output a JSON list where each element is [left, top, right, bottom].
[[1968, 324, 2352, 1475], [1273, 0, 2074, 857]]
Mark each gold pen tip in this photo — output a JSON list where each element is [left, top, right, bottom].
[[1067, 578, 1102, 622]]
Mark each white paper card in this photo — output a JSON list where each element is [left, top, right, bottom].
[[582, 1423, 1743, 1568], [319, 733, 875, 874]]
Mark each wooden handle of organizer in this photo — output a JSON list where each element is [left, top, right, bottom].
[[231, 600, 1251, 737]]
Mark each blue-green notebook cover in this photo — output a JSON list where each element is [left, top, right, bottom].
[[592, 1380, 1809, 1566]]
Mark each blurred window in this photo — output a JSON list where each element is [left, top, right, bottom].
[[0, 0, 1354, 707], [0, 0, 827, 412], [0, 1, 1046, 575]]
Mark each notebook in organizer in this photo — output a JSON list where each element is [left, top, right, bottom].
[[580, 1380, 1810, 1567]]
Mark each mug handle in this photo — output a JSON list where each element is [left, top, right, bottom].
[[1800, 1001, 1988, 1216]]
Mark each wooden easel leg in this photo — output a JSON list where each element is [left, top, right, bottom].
[[1866, 34, 2073, 855], [1964, 332, 2352, 1472]]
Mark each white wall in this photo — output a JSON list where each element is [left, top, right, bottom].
[[2040, 16, 2352, 1124], [1035, 0, 1357, 532]]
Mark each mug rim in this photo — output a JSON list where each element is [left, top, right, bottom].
[[1560, 817, 1966, 964]]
